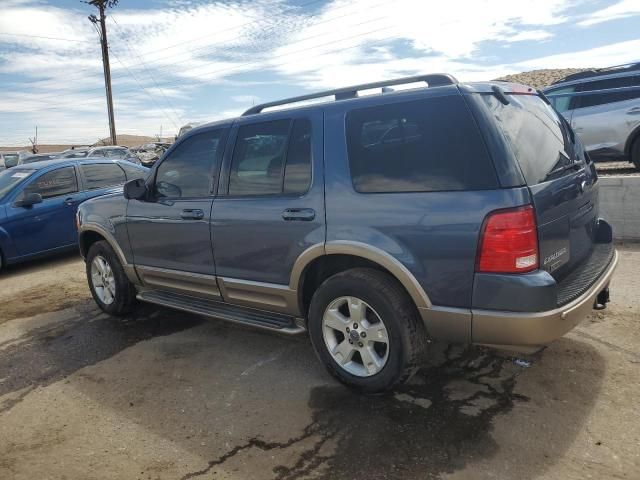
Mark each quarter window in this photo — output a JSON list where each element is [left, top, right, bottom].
[[229, 118, 312, 196], [22, 167, 78, 199], [546, 86, 578, 112], [155, 130, 225, 198], [346, 96, 498, 193], [80, 163, 126, 190]]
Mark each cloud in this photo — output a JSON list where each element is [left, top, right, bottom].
[[0, 0, 638, 145], [517, 39, 640, 69], [578, 0, 640, 26]]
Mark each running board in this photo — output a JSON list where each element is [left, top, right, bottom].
[[137, 290, 306, 335]]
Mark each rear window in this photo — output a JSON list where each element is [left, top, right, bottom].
[[480, 93, 575, 185], [346, 96, 498, 193]]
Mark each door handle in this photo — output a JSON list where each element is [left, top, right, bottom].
[[64, 197, 77, 205], [282, 208, 315, 221], [180, 209, 205, 220], [627, 106, 640, 115]]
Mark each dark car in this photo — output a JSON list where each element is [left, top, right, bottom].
[[18, 153, 64, 164], [0, 158, 147, 270], [77, 74, 617, 392], [86, 146, 141, 164]]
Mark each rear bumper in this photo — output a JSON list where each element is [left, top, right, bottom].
[[471, 249, 618, 351]]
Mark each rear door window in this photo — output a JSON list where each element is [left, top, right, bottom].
[[228, 118, 312, 196], [80, 163, 126, 190], [346, 96, 498, 193], [480, 93, 576, 185]]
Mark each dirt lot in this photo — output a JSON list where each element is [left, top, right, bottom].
[[0, 247, 638, 480]]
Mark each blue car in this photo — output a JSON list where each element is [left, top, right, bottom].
[[0, 158, 147, 271]]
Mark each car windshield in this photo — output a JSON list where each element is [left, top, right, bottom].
[[0, 168, 35, 199]]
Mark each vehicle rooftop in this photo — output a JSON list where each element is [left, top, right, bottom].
[[548, 62, 640, 88], [186, 74, 539, 137]]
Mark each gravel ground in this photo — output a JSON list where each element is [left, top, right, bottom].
[[0, 248, 638, 480]]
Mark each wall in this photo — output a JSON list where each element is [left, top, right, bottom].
[[599, 175, 640, 241]]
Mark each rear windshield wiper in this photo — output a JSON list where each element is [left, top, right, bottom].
[[545, 160, 581, 180]]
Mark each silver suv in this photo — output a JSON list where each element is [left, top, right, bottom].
[[543, 63, 640, 169]]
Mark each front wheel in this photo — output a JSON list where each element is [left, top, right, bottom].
[[308, 268, 427, 393], [86, 240, 137, 315]]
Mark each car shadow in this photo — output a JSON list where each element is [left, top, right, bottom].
[[0, 249, 80, 278], [0, 306, 606, 479]]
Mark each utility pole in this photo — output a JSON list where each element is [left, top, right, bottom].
[[87, 0, 118, 145]]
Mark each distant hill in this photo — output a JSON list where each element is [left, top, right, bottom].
[[1, 68, 591, 153], [0, 134, 174, 154], [495, 68, 591, 89]]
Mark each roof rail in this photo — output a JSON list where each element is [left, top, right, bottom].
[[551, 61, 640, 85], [242, 73, 458, 116]]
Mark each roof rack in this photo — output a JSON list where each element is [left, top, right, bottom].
[[551, 61, 640, 85], [242, 73, 458, 116]]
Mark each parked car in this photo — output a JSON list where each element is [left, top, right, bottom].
[[0, 152, 21, 171], [0, 158, 147, 271], [1, 151, 30, 169], [86, 146, 141, 164], [177, 122, 202, 139], [18, 152, 63, 164], [543, 62, 640, 169], [57, 147, 91, 159], [77, 74, 617, 393], [133, 142, 172, 167]]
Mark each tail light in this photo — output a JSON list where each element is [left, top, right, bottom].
[[476, 205, 538, 274]]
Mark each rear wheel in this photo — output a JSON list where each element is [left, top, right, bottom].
[[308, 268, 427, 393], [631, 137, 640, 170], [86, 240, 136, 315]]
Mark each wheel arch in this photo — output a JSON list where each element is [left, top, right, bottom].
[[292, 241, 432, 317], [79, 224, 128, 268], [624, 124, 640, 158]]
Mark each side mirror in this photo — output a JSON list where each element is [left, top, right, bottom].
[[15, 192, 43, 208], [123, 178, 147, 200], [4, 157, 18, 168]]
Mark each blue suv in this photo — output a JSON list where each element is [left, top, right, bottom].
[[77, 74, 617, 392]]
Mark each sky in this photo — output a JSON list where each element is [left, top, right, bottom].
[[0, 0, 639, 146]]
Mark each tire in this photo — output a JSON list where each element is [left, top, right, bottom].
[[632, 137, 640, 171], [308, 268, 427, 393], [86, 240, 137, 316]]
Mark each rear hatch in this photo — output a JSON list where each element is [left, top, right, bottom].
[[477, 86, 612, 304]]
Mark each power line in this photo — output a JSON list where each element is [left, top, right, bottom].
[[3, 11, 389, 107], [108, 50, 181, 129], [109, 15, 184, 126], [2, 27, 395, 115], [0, 32, 95, 44], [126, 0, 326, 60], [1, 0, 384, 99], [0, 0, 327, 90]]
